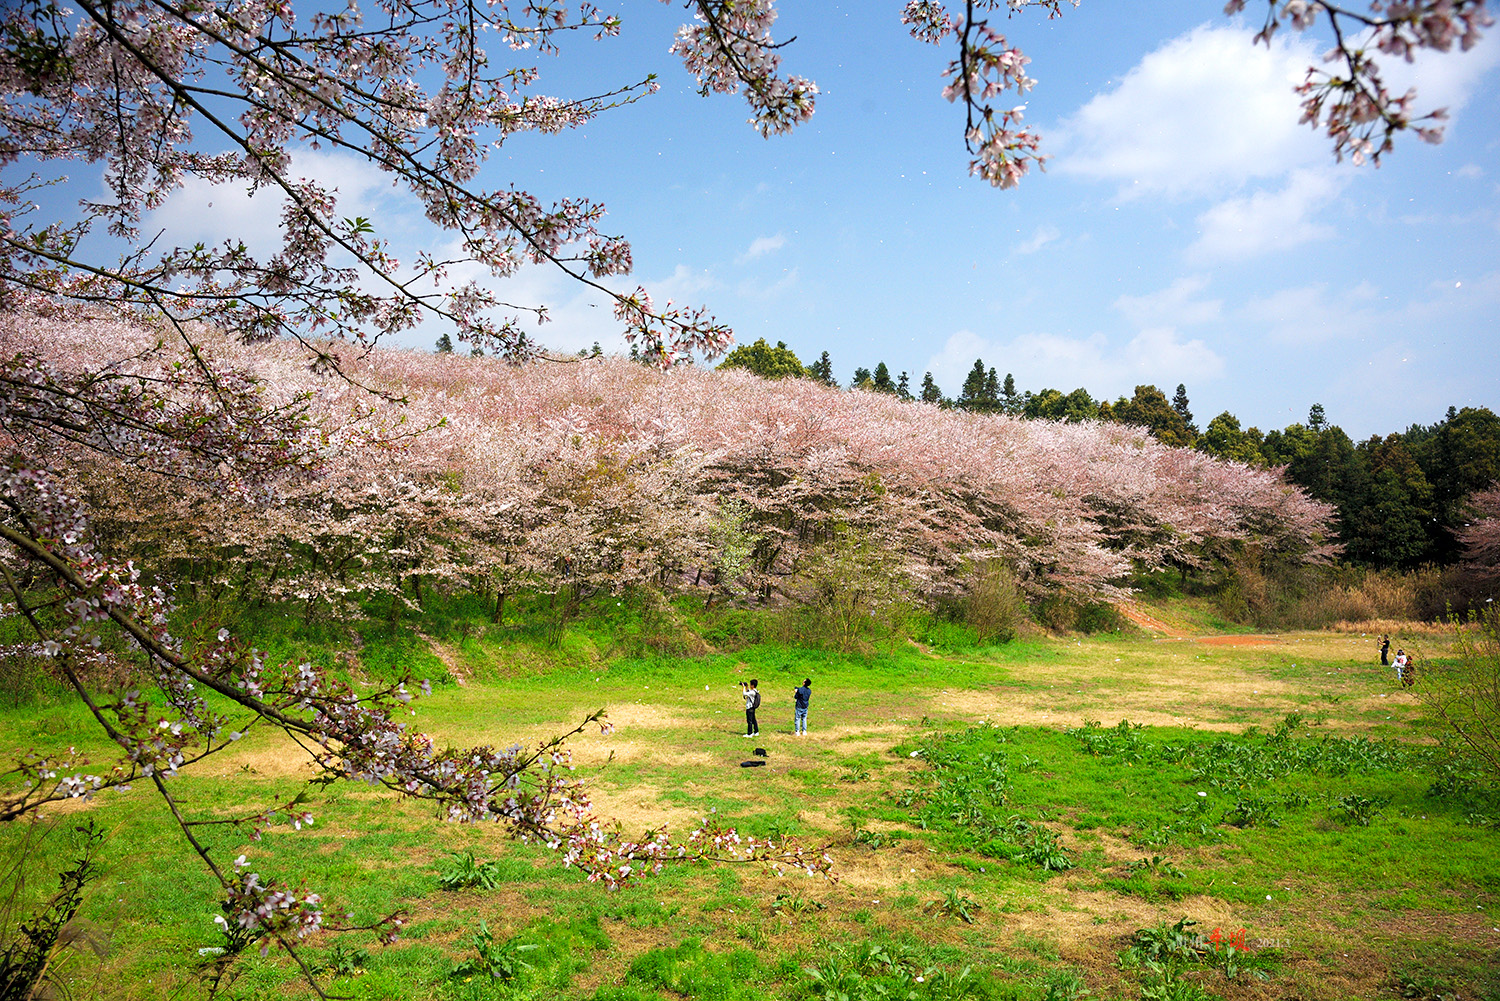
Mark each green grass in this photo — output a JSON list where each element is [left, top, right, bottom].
[[2, 595, 1496, 1000]]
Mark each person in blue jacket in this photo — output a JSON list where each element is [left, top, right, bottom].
[[793, 678, 812, 735]]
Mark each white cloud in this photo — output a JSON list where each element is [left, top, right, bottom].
[[144, 150, 398, 259], [739, 233, 786, 261], [142, 147, 733, 358], [513, 262, 722, 356], [1112, 276, 1222, 328], [1121, 327, 1225, 382], [1188, 168, 1346, 260], [1242, 269, 1500, 348], [1014, 224, 1061, 255], [1378, 27, 1500, 128], [1455, 163, 1484, 179], [1053, 25, 1324, 198], [1239, 282, 1379, 345], [924, 329, 993, 390], [923, 326, 1223, 400], [737, 268, 800, 300]]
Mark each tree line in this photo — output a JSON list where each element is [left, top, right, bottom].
[[715, 339, 1500, 581]]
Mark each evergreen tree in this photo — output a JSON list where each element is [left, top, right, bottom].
[[1413, 406, 1500, 562], [984, 367, 999, 404], [470, 344, 485, 358], [1023, 388, 1064, 420], [1061, 388, 1098, 423], [1021, 388, 1095, 423], [872, 362, 896, 393], [1352, 468, 1432, 567], [1199, 412, 1262, 465], [1113, 385, 1193, 447], [1273, 421, 1366, 550], [896, 371, 912, 401], [1171, 383, 1197, 434], [920, 372, 943, 404], [1001, 372, 1018, 413], [1343, 434, 1435, 566], [809, 351, 836, 386], [959, 359, 988, 409], [852, 366, 873, 389], [435, 333, 454, 353], [1308, 403, 1327, 433]]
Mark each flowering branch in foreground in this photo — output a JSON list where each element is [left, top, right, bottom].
[[0, 439, 830, 994], [1231, 0, 1490, 164], [903, 0, 1488, 185]]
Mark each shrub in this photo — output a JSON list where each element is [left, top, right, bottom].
[[0, 650, 48, 708], [795, 525, 915, 652], [1031, 594, 1077, 633], [964, 560, 1024, 644], [0, 822, 104, 1000], [1418, 606, 1500, 782], [1074, 601, 1125, 634]]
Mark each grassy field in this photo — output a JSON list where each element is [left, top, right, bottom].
[[2, 603, 1496, 1001]]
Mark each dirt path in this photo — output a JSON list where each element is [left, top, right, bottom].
[[1115, 602, 1185, 637], [1117, 602, 1279, 647]]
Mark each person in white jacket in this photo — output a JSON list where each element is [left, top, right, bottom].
[[741, 679, 760, 736]]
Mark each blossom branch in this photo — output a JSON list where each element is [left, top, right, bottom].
[[1229, 0, 1491, 164]]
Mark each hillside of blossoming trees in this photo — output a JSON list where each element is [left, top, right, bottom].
[[726, 343, 1500, 591], [4, 312, 1340, 632]]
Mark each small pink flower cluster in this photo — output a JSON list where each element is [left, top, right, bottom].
[[903, 2, 1070, 189], [669, 0, 818, 137], [1235, 0, 1491, 165], [216, 854, 325, 957]]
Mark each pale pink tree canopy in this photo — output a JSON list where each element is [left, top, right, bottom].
[[1459, 484, 1500, 580]]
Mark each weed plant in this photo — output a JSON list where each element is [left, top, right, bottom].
[[448, 921, 538, 982], [900, 725, 1076, 872], [436, 851, 503, 891], [0, 822, 105, 1000]]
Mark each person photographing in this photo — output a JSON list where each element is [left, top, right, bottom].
[[741, 679, 760, 737], [793, 678, 812, 735]]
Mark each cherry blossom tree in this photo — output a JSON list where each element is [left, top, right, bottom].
[[1458, 484, 1500, 581]]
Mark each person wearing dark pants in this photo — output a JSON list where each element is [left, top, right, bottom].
[[742, 679, 760, 736]]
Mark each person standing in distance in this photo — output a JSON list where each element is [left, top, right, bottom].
[[793, 678, 812, 736], [741, 679, 760, 737]]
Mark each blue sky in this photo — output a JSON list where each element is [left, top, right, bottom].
[[131, 2, 1500, 439]]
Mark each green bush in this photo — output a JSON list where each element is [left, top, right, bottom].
[[1074, 601, 1125, 634], [963, 560, 1023, 644], [1418, 606, 1500, 782]]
